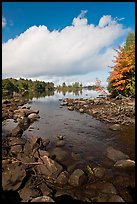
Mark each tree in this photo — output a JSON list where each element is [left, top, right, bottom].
[[107, 32, 135, 97]]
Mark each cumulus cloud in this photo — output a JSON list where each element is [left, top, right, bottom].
[[2, 11, 130, 83], [2, 16, 7, 27]]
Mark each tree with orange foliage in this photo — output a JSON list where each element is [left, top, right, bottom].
[[107, 32, 135, 97]]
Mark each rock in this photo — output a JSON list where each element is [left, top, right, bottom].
[[30, 196, 55, 202], [56, 135, 64, 140], [60, 102, 68, 106], [71, 152, 81, 160], [114, 159, 135, 169], [93, 167, 106, 178], [68, 169, 87, 186], [55, 140, 65, 147], [18, 117, 30, 130], [36, 155, 63, 178], [67, 161, 86, 174], [100, 182, 117, 194], [18, 184, 41, 201], [2, 99, 10, 104], [28, 113, 40, 122], [50, 147, 69, 162], [41, 138, 50, 150], [79, 108, 84, 113], [92, 110, 98, 114], [106, 146, 129, 162], [68, 106, 74, 111], [56, 171, 69, 185], [107, 195, 125, 202], [38, 182, 52, 196], [11, 124, 23, 137], [39, 150, 50, 157], [109, 124, 121, 131], [2, 162, 26, 191]]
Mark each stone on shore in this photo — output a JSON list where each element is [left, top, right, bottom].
[[2, 162, 26, 191], [30, 196, 55, 202], [28, 113, 40, 122], [56, 171, 69, 185], [36, 155, 63, 178], [11, 124, 23, 137], [114, 159, 135, 169]]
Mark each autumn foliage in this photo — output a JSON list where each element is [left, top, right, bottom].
[[107, 33, 135, 97]]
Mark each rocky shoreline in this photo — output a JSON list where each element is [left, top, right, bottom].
[[2, 95, 135, 202], [60, 96, 135, 126]]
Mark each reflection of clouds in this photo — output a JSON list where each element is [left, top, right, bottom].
[[32, 90, 104, 103]]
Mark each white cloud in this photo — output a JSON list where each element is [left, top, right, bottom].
[[2, 16, 7, 28], [2, 11, 130, 85]]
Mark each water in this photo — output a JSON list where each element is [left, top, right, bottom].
[[23, 89, 135, 161]]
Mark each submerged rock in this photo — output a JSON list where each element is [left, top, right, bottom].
[[106, 146, 129, 162], [28, 113, 40, 122], [93, 167, 106, 179], [55, 140, 65, 147], [50, 147, 69, 162], [68, 169, 87, 186]]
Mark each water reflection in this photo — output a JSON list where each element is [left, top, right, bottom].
[[29, 89, 101, 102]]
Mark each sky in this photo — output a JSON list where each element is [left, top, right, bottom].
[[2, 2, 135, 86]]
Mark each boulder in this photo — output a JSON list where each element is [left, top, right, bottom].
[[106, 146, 129, 162], [55, 140, 65, 147], [107, 195, 125, 202], [114, 159, 135, 169], [56, 171, 69, 185], [30, 196, 55, 202], [109, 124, 121, 131], [2, 162, 26, 191], [18, 184, 41, 201], [28, 113, 40, 122], [93, 167, 106, 179], [37, 182, 52, 196], [79, 108, 84, 113], [41, 138, 50, 150], [68, 169, 87, 186], [100, 182, 117, 194], [36, 155, 63, 178], [11, 124, 23, 137], [50, 147, 69, 162], [68, 106, 74, 111]]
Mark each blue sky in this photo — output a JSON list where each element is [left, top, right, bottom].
[[2, 2, 135, 86]]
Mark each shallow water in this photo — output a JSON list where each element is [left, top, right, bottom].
[[23, 90, 135, 161]]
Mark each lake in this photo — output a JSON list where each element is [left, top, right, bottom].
[[23, 89, 135, 163]]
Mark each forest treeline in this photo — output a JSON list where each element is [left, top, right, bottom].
[[2, 78, 54, 94]]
